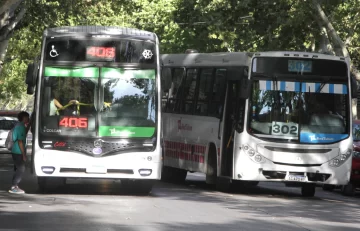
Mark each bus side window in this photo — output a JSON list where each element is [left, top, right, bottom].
[[181, 69, 198, 114], [209, 69, 227, 117], [195, 68, 214, 116], [161, 67, 172, 111], [168, 68, 185, 113]]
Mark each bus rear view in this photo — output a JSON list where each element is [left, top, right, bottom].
[[25, 26, 162, 193]]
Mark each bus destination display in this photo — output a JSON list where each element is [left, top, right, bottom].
[[288, 60, 312, 73], [86, 46, 115, 61]]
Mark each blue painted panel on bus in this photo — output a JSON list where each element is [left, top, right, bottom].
[[288, 60, 312, 73], [300, 133, 348, 143]]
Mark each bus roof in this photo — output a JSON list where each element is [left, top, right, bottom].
[[43, 26, 157, 41], [161, 52, 253, 68], [252, 51, 347, 62]]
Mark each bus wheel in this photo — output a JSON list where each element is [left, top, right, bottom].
[[174, 168, 187, 183], [342, 183, 355, 196], [206, 144, 217, 184], [38, 177, 66, 193], [322, 184, 335, 191], [38, 177, 48, 193], [121, 180, 154, 195], [243, 181, 259, 187], [161, 166, 171, 181], [215, 177, 232, 192], [301, 184, 316, 197], [162, 166, 187, 183]]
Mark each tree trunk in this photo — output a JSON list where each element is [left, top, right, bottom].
[[0, 0, 25, 76], [0, 39, 9, 74], [312, 0, 358, 119]]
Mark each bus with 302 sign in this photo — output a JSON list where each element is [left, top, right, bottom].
[[161, 51, 357, 197]]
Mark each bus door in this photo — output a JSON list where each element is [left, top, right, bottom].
[[220, 67, 248, 177], [220, 81, 237, 177]]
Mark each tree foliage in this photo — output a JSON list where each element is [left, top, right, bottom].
[[0, 0, 359, 110]]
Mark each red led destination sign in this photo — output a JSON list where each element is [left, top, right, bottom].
[[86, 46, 115, 61]]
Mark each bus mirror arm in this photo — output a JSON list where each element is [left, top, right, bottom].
[[26, 62, 38, 95], [351, 75, 358, 99], [27, 86, 35, 95]]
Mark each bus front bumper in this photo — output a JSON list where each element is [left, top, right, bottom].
[[34, 149, 162, 180], [234, 153, 351, 185]]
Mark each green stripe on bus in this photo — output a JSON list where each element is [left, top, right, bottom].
[[99, 126, 155, 137], [101, 68, 155, 79], [44, 67, 99, 78]]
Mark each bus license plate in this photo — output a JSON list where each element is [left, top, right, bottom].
[[287, 175, 306, 182], [86, 166, 107, 174]]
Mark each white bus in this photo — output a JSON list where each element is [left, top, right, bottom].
[[25, 26, 162, 193], [161, 51, 357, 197]]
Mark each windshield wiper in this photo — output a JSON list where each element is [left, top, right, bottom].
[[272, 75, 278, 91], [316, 78, 330, 93]]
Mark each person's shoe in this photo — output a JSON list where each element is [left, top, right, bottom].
[[8, 186, 25, 194]]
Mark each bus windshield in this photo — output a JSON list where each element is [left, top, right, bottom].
[[40, 66, 157, 138], [248, 57, 349, 144], [99, 68, 156, 137]]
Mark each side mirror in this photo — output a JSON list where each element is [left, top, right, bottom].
[[26, 63, 35, 86], [351, 75, 358, 99], [161, 68, 172, 90], [239, 78, 252, 99], [27, 85, 35, 95]]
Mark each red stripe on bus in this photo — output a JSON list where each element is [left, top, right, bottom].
[[164, 140, 207, 164]]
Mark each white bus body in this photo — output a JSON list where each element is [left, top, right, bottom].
[[26, 26, 162, 193], [161, 51, 355, 196]]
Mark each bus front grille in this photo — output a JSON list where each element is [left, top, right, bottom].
[[64, 141, 153, 157], [59, 168, 134, 174]]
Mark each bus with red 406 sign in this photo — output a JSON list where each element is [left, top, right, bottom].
[[25, 26, 162, 194]]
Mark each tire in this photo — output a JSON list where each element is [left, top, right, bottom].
[[322, 184, 335, 191], [38, 177, 48, 193], [216, 177, 232, 192], [173, 168, 187, 183], [161, 166, 187, 183], [206, 144, 217, 184], [38, 177, 66, 193], [342, 183, 355, 196], [121, 180, 155, 195], [301, 184, 316, 197], [243, 181, 259, 187]]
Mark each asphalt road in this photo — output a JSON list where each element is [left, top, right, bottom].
[[0, 149, 359, 231]]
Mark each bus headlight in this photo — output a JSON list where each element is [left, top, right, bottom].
[[243, 144, 254, 156], [329, 149, 352, 167], [242, 144, 266, 163], [254, 155, 263, 162], [248, 149, 255, 156]]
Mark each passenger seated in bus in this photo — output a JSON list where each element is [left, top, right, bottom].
[[49, 91, 78, 116]]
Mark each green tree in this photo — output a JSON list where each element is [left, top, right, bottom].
[[1, 0, 360, 112]]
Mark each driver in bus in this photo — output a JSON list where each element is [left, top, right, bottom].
[[49, 91, 79, 116]]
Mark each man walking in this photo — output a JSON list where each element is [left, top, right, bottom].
[[9, 111, 29, 194]]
